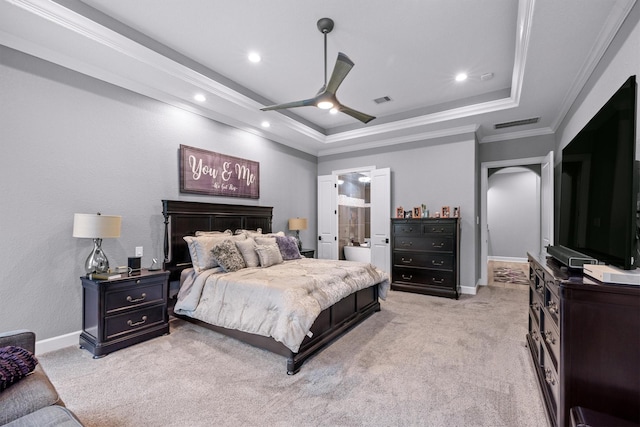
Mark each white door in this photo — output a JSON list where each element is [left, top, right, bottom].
[[540, 151, 554, 252], [317, 175, 337, 259], [370, 168, 391, 273]]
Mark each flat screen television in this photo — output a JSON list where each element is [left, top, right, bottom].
[[557, 75, 638, 270]]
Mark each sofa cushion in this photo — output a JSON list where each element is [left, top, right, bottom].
[[4, 405, 83, 427], [0, 364, 62, 425]]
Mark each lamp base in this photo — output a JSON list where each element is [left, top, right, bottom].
[[84, 238, 110, 274], [295, 230, 302, 251]]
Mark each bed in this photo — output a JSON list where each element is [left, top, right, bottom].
[[162, 200, 389, 374]]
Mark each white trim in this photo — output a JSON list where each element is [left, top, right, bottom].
[[35, 330, 81, 356], [488, 256, 528, 263], [461, 283, 479, 295]]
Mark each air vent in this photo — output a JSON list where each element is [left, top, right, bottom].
[[373, 96, 392, 104], [494, 117, 540, 129]]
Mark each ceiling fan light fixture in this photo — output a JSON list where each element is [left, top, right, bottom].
[[455, 73, 468, 82], [329, 107, 339, 114], [317, 101, 334, 110]]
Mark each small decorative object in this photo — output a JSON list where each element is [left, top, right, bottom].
[[453, 207, 460, 218], [288, 217, 308, 250], [149, 258, 161, 271], [128, 256, 142, 274], [412, 206, 422, 218], [434, 211, 441, 218], [404, 210, 413, 218], [396, 207, 404, 218], [421, 204, 427, 217], [441, 206, 450, 218], [73, 213, 122, 274]]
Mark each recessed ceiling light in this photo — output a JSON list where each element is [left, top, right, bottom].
[[455, 73, 468, 82], [194, 93, 206, 102], [248, 52, 261, 63], [261, 121, 270, 128]]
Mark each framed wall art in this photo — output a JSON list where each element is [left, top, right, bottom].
[[180, 144, 260, 199]]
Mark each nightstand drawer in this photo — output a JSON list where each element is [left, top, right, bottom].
[[105, 305, 166, 340], [393, 267, 454, 288], [106, 281, 165, 313], [393, 252, 453, 270]]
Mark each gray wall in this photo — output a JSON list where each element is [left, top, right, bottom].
[[319, 133, 479, 291], [487, 167, 540, 258], [0, 46, 317, 340]]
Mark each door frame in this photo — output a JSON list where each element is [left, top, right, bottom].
[[479, 155, 552, 286]]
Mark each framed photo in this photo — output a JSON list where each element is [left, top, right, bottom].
[[396, 207, 404, 218], [412, 206, 422, 218], [453, 207, 460, 218], [441, 206, 450, 218], [404, 210, 413, 218]]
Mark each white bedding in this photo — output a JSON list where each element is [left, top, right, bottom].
[[174, 258, 389, 352]]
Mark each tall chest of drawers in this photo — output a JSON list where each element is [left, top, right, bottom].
[[80, 269, 170, 358], [390, 218, 460, 299], [527, 253, 640, 427]]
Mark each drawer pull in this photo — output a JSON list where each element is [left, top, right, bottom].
[[430, 227, 445, 233], [401, 274, 413, 280], [547, 301, 558, 314], [431, 260, 444, 266], [431, 242, 444, 248], [127, 316, 148, 327], [401, 258, 413, 264], [126, 293, 147, 303], [544, 330, 556, 345], [431, 278, 444, 284], [400, 241, 412, 247], [544, 368, 556, 386]]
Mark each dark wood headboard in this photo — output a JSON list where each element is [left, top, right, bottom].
[[162, 200, 273, 281]]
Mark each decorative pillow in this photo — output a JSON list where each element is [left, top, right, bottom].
[[234, 228, 262, 237], [0, 346, 38, 392], [235, 238, 260, 268], [184, 234, 246, 272], [264, 231, 285, 237], [195, 229, 232, 237], [211, 239, 246, 272], [254, 236, 276, 246], [275, 235, 301, 260], [255, 244, 284, 268]]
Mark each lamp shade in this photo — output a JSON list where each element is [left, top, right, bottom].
[[288, 218, 308, 231], [73, 213, 121, 238]]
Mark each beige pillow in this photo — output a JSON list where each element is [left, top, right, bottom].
[[184, 234, 247, 272], [195, 229, 232, 237], [234, 228, 262, 237], [235, 238, 260, 268], [255, 244, 283, 268], [254, 236, 276, 246]]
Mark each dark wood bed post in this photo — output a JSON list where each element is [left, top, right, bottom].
[[162, 200, 170, 269]]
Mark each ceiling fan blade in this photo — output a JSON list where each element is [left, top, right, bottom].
[[261, 98, 316, 111], [339, 104, 376, 124], [325, 52, 354, 95]]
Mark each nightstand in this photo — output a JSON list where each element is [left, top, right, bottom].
[[79, 269, 169, 358], [300, 248, 315, 258]]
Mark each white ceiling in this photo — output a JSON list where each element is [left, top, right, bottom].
[[0, 0, 636, 156]]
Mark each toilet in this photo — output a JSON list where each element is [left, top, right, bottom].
[[343, 245, 371, 263]]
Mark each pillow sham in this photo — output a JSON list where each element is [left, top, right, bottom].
[[194, 229, 232, 237], [184, 234, 246, 273], [235, 238, 260, 268], [0, 346, 38, 392], [211, 239, 246, 272], [255, 244, 283, 268], [275, 235, 301, 260], [254, 236, 276, 246], [234, 228, 262, 237]]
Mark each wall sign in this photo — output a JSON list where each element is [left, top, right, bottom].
[[180, 144, 259, 199]]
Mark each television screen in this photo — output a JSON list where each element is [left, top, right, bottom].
[[558, 75, 637, 270]]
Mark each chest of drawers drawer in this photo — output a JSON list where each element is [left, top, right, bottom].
[[392, 266, 455, 288], [393, 236, 454, 252], [393, 252, 454, 270]]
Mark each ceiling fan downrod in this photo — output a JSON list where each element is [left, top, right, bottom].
[[317, 18, 334, 88]]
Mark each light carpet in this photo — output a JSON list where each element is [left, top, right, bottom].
[[39, 286, 547, 427]]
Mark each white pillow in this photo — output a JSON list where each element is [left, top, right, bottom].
[[235, 238, 260, 268], [183, 234, 246, 273], [255, 244, 283, 268], [195, 229, 232, 237], [254, 236, 276, 246]]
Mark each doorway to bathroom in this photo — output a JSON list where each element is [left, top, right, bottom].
[[338, 171, 371, 262]]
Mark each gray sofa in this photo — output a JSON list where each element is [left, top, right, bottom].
[[0, 330, 83, 426]]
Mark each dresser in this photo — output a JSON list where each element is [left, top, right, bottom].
[[390, 218, 460, 299], [527, 253, 640, 427], [80, 269, 170, 358]]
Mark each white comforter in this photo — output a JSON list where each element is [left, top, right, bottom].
[[174, 258, 389, 352]]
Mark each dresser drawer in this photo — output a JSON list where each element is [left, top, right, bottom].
[[106, 281, 165, 313], [422, 222, 455, 235], [541, 320, 560, 369], [393, 223, 421, 236], [393, 236, 454, 252], [393, 267, 454, 288], [105, 305, 166, 340], [393, 252, 453, 270]]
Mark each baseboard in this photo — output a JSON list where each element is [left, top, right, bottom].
[[35, 330, 81, 356], [461, 282, 478, 295], [488, 256, 528, 263]]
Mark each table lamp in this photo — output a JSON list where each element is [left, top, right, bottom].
[[73, 213, 121, 274], [288, 217, 308, 250]]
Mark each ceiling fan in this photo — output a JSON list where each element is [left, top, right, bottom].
[[260, 18, 376, 124]]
